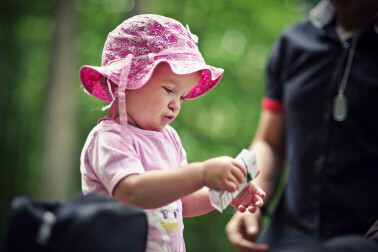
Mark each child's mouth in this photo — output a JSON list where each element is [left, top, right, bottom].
[[164, 115, 175, 122]]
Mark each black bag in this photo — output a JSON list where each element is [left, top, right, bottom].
[[3, 192, 147, 252], [365, 218, 378, 244]]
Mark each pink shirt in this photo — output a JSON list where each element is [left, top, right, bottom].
[[80, 118, 187, 251]]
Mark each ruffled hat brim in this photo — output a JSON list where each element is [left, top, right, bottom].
[[79, 58, 224, 102]]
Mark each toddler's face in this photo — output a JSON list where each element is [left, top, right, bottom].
[[126, 63, 201, 131]]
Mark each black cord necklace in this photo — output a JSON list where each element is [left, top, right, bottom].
[[333, 32, 359, 122]]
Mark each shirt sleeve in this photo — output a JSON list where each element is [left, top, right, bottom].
[[175, 131, 188, 166], [261, 97, 284, 113], [263, 34, 286, 112], [87, 125, 145, 196], [165, 126, 188, 166]]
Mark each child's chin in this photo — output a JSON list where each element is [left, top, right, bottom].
[[146, 125, 165, 132]]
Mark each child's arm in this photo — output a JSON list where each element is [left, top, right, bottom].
[[181, 187, 212, 217], [114, 156, 247, 209]]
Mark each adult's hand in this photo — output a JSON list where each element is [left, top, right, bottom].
[[226, 210, 268, 252]]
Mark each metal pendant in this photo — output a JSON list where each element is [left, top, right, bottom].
[[333, 94, 347, 122]]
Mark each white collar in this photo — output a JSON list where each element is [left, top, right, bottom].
[[309, 0, 335, 29]]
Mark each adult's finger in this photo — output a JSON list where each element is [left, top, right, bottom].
[[226, 212, 268, 252]]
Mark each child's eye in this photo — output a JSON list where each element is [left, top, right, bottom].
[[163, 87, 173, 94]]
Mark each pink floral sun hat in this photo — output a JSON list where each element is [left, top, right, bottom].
[[79, 14, 224, 125]]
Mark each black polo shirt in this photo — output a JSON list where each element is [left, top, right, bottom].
[[259, 8, 378, 248]]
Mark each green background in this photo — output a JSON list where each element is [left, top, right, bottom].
[[0, 0, 315, 250]]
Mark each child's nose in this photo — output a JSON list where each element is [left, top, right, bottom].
[[168, 99, 181, 112]]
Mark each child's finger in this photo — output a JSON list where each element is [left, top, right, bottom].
[[226, 173, 241, 189], [237, 205, 246, 212], [253, 184, 266, 198], [247, 205, 257, 213], [225, 180, 238, 192], [253, 194, 264, 207], [231, 165, 246, 184], [231, 159, 247, 177]]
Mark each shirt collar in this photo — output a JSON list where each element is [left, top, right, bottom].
[[309, 0, 335, 29], [310, 1, 378, 34]]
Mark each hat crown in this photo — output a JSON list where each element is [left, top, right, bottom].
[[102, 14, 198, 67], [79, 14, 223, 105]]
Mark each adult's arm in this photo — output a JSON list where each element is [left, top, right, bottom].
[[249, 109, 285, 205]]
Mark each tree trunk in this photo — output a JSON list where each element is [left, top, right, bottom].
[[41, 0, 76, 200]]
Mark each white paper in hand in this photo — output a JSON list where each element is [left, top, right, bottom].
[[209, 149, 259, 212]]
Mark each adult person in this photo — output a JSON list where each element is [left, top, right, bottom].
[[226, 0, 378, 251]]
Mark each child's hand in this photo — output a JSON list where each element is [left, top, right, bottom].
[[230, 181, 266, 213], [202, 156, 247, 192]]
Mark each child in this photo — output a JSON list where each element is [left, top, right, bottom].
[[79, 14, 265, 251]]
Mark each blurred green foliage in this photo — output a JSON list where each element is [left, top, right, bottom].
[[1, 0, 316, 250]]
